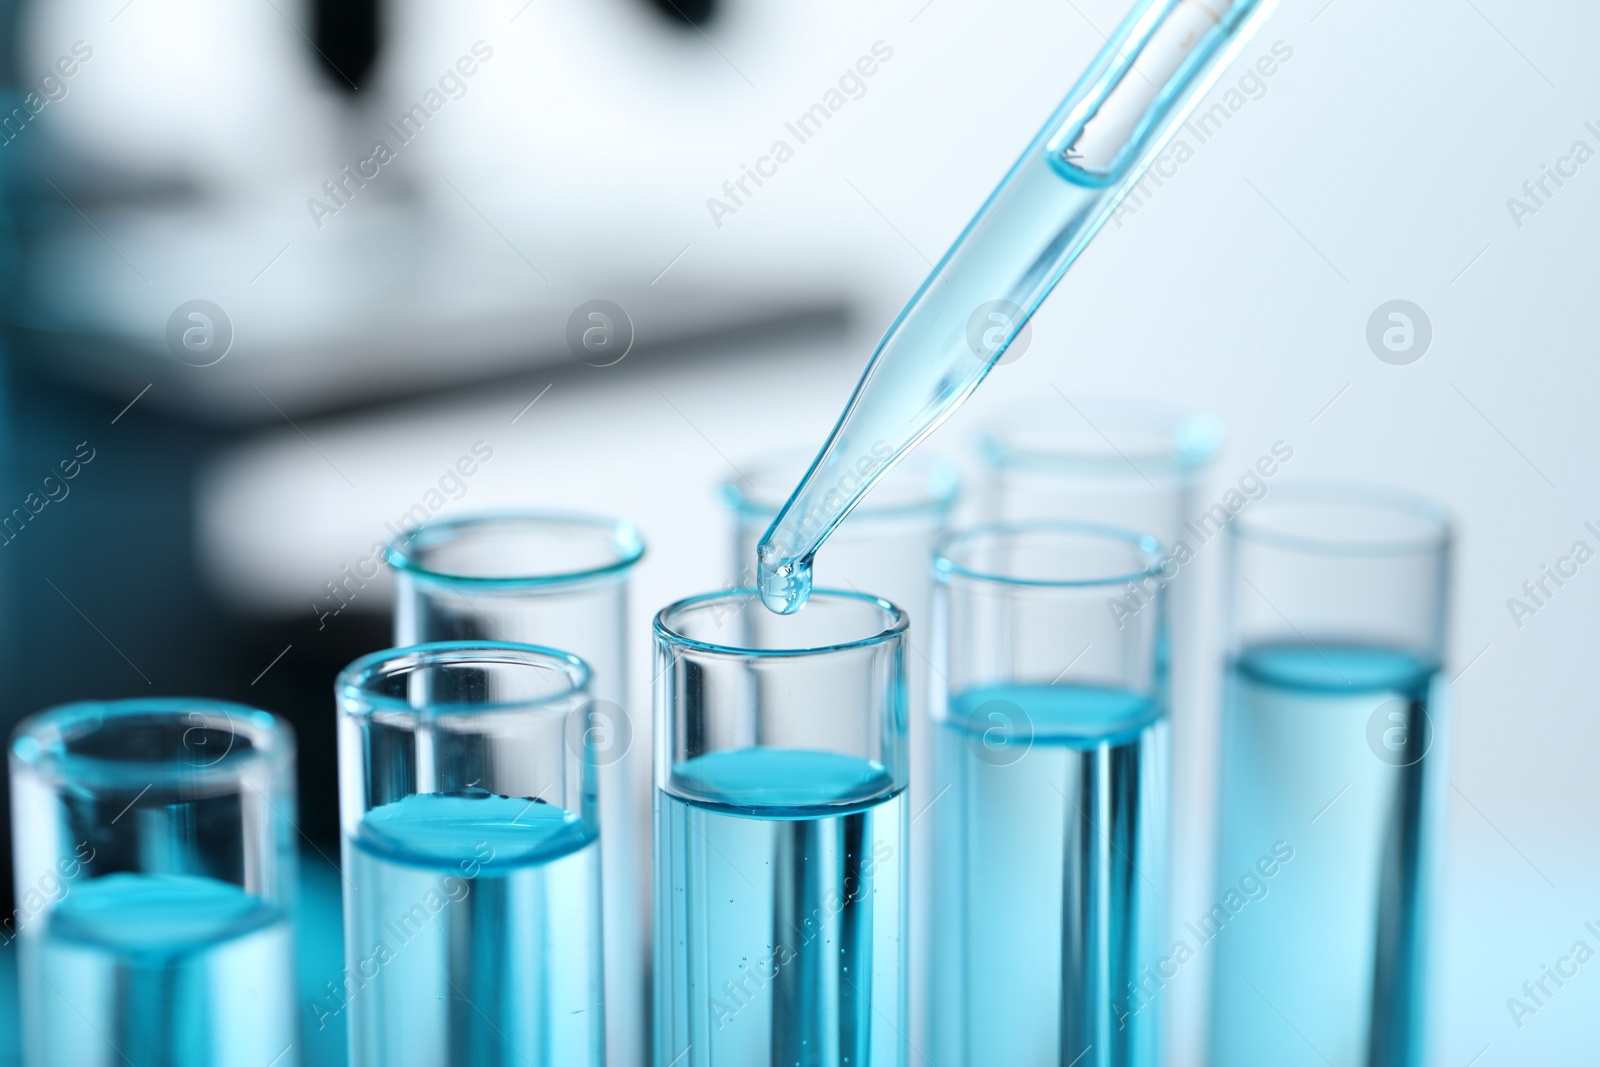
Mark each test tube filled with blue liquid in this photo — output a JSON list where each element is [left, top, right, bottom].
[[1210, 486, 1449, 1067], [928, 523, 1170, 1067], [388, 513, 648, 1067], [653, 590, 908, 1067], [972, 397, 1219, 1058], [336, 641, 604, 1067], [8, 698, 299, 1067], [722, 451, 958, 1058]]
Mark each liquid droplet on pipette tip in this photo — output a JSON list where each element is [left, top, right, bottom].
[[757, 557, 812, 615]]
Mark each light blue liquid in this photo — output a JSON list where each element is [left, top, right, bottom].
[[655, 748, 906, 1067], [1210, 643, 1439, 1067], [23, 873, 295, 1066], [342, 791, 603, 1067], [929, 684, 1168, 1067]]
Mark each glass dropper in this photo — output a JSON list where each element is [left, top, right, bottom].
[[756, 0, 1279, 614]]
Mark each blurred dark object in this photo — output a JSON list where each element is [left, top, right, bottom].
[[0, 360, 386, 920], [650, 0, 717, 27], [313, 0, 380, 92]]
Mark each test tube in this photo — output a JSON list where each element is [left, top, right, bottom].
[[387, 513, 647, 1067], [928, 522, 1170, 1067], [8, 698, 298, 1067], [974, 396, 1218, 1054], [336, 640, 604, 1066], [721, 450, 957, 1050], [653, 589, 908, 1067], [1209, 485, 1449, 1067]]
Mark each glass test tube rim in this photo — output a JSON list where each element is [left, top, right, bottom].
[[934, 519, 1168, 590], [9, 696, 294, 789], [654, 588, 907, 661], [1226, 481, 1451, 559], [721, 448, 961, 523], [386, 510, 646, 590], [972, 395, 1223, 478], [337, 639, 593, 721]]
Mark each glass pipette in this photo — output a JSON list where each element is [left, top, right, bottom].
[[757, 0, 1279, 613]]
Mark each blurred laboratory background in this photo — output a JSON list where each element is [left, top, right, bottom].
[[0, 0, 1596, 1062]]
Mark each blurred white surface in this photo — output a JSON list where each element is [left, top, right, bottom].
[[17, 0, 913, 418]]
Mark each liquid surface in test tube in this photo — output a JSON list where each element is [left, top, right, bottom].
[[27, 873, 295, 1066], [344, 791, 603, 1067], [1211, 643, 1436, 1067], [931, 684, 1168, 1067], [656, 748, 906, 1067]]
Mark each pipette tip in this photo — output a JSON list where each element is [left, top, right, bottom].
[[757, 556, 812, 615]]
